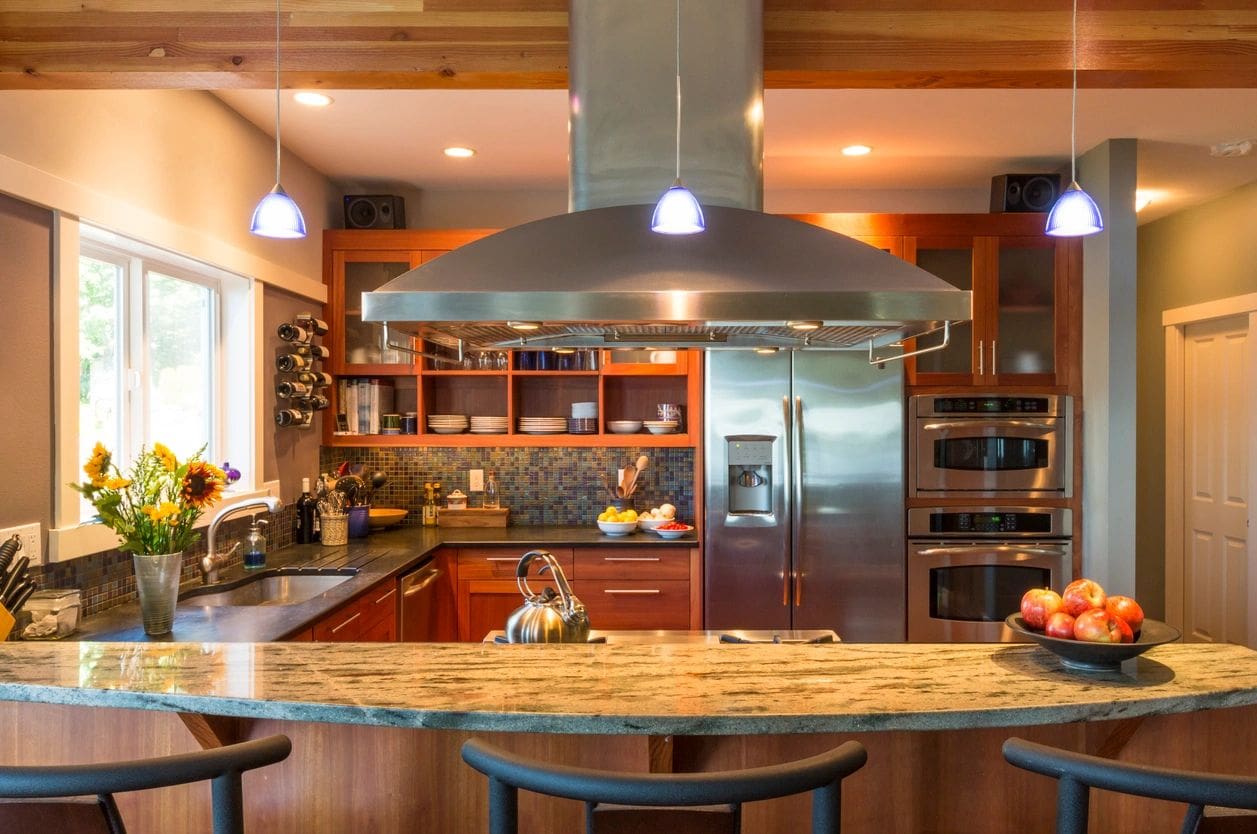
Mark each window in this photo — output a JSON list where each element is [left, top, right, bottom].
[[55, 223, 258, 554]]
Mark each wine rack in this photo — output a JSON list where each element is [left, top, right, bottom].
[[275, 313, 331, 429]]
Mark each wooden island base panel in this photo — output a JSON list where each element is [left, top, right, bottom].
[[1, 641, 1257, 833]]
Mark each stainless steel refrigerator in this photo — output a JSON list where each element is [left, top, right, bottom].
[[704, 351, 906, 641]]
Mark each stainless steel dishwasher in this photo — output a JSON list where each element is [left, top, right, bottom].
[[398, 560, 444, 642]]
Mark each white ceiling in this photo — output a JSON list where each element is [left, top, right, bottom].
[[215, 88, 1257, 224]]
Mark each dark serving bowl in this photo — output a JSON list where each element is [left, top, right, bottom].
[[1004, 614, 1182, 672]]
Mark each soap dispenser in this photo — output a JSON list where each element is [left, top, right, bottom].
[[244, 518, 269, 570]]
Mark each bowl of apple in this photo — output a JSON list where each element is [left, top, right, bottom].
[[1008, 579, 1181, 672]]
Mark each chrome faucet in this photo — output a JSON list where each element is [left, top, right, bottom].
[[201, 496, 282, 584]]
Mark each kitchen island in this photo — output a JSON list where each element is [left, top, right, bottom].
[[1, 638, 1257, 832]]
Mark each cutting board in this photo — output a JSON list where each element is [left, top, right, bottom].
[[438, 507, 510, 527]]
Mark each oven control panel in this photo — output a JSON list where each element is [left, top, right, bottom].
[[907, 507, 1071, 538], [920, 396, 1055, 415]]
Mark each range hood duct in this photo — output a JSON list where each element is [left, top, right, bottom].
[[362, 0, 971, 352]]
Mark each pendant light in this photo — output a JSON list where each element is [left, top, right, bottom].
[[1045, 0, 1103, 237], [250, 0, 307, 239], [651, 0, 705, 235]]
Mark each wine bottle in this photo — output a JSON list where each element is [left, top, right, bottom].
[[299, 394, 331, 411], [296, 314, 329, 336], [295, 478, 319, 544], [276, 353, 308, 372], [275, 408, 308, 427], [276, 380, 311, 399], [294, 343, 330, 360], [277, 322, 311, 343], [296, 371, 333, 388]]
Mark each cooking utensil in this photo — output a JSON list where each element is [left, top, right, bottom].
[[504, 550, 590, 643], [0, 535, 20, 576], [0, 555, 28, 606], [620, 464, 636, 494], [335, 461, 352, 477], [7, 579, 35, 612], [623, 455, 649, 496], [370, 471, 388, 491]]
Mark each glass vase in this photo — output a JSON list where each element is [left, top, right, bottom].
[[133, 552, 183, 636]]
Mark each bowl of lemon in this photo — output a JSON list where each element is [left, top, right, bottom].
[[597, 506, 639, 536]]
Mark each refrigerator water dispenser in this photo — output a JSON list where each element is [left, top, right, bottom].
[[726, 437, 774, 514]]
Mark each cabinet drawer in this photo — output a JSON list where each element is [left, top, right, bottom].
[[359, 614, 397, 643], [313, 600, 367, 642], [575, 580, 690, 630], [573, 547, 690, 580], [457, 547, 574, 579], [359, 582, 399, 629]]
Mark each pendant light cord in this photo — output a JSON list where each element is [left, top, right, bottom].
[[1069, 0, 1077, 186], [273, 0, 282, 185], [674, 0, 681, 182]]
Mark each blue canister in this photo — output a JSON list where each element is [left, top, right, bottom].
[[401, 412, 418, 434], [347, 505, 370, 538]]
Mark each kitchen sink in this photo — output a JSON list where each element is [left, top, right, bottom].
[[179, 569, 358, 607]]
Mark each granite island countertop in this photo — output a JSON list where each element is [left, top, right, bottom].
[[1, 639, 1256, 735], [77, 525, 697, 643]]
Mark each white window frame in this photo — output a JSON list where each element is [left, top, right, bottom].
[[51, 218, 268, 562]]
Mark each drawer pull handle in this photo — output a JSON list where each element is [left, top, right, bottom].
[[603, 557, 660, 562], [374, 588, 397, 605], [603, 589, 662, 595], [485, 557, 520, 562], [330, 612, 362, 634]]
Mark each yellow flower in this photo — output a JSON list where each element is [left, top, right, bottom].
[[104, 476, 131, 490], [142, 502, 180, 522], [152, 442, 178, 472], [181, 461, 225, 509], [83, 442, 111, 487]]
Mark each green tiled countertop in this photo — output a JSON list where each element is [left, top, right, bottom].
[[75, 525, 697, 643]]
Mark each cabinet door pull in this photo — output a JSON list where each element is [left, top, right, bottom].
[[603, 557, 660, 562], [330, 612, 362, 634], [991, 340, 997, 375], [374, 588, 397, 605], [978, 339, 984, 376], [603, 589, 661, 595], [485, 557, 519, 562]]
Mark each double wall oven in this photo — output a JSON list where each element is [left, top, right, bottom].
[[907, 395, 1074, 642]]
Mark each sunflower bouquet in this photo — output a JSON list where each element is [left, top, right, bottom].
[[72, 442, 228, 555]]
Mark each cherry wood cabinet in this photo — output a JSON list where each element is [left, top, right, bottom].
[[322, 230, 702, 447], [791, 213, 1082, 393], [453, 545, 700, 641], [309, 576, 399, 643]]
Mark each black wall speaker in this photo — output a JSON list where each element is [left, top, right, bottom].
[[990, 174, 1061, 213], [343, 194, 406, 229]]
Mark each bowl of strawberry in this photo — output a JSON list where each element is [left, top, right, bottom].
[[654, 521, 694, 540], [1007, 579, 1181, 672]]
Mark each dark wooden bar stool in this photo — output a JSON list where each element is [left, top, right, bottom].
[[1003, 737, 1257, 834], [0, 734, 291, 834], [461, 737, 868, 834]]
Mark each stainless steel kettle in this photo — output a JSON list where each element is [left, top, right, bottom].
[[504, 550, 591, 643]]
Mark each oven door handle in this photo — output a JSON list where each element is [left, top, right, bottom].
[[920, 421, 1058, 432], [915, 545, 1068, 557]]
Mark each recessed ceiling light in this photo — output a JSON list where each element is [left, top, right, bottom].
[[1135, 191, 1153, 212], [444, 146, 477, 158], [293, 91, 332, 107], [841, 145, 872, 157], [755, 347, 779, 354]]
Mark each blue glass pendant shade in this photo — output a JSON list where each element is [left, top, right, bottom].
[[250, 184, 307, 239], [651, 182, 706, 235], [1045, 182, 1104, 238]]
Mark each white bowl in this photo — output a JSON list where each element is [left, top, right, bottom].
[[655, 523, 694, 539], [645, 425, 678, 435], [638, 516, 668, 531], [597, 519, 638, 536], [607, 420, 644, 434]]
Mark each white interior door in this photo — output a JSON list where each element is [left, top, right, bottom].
[[1182, 315, 1250, 644]]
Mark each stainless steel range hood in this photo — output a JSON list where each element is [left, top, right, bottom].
[[362, 0, 970, 352]]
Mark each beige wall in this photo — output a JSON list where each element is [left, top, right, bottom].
[[1137, 179, 1257, 616], [0, 90, 339, 555], [0, 194, 53, 532]]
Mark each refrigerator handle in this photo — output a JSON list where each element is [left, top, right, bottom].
[[793, 395, 803, 608], [782, 395, 792, 607]]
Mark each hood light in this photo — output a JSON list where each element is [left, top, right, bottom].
[[787, 320, 822, 331], [507, 321, 541, 331], [553, 347, 577, 354], [755, 347, 780, 354]]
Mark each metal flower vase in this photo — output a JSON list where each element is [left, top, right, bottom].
[[133, 552, 182, 636]]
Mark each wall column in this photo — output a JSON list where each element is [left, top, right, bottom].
[[1079, 138, 1138, 592]]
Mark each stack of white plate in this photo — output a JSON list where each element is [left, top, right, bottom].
[[643, 420, 679, 435], [427, 414, 469, 434], [469, 416, 509, 434], [571, 401, 598, 419], [518, 416, 568, 435]]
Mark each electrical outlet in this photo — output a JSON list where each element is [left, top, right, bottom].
[[469, 469, 484, 492], [0, 523, 41, 566]]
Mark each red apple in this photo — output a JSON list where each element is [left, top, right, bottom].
[[1106, 595, 1145, 634], [1062, 578, 1107, 617], [1044, 611, 1076, 640], [1020, 588, 1064, 630], [1073, 608, 1127, 643]]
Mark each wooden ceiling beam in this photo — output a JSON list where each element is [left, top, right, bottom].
[[2, 2, 1256, 90]]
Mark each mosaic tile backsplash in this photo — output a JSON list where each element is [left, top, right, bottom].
[[319, 446, 696, 527], [31, 507, 295, 619]]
